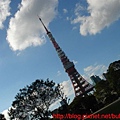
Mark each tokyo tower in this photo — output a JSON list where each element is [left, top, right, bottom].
[[38, 17, 94, 97]]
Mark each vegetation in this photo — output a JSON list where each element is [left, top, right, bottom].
[[85, 99, 120, 120], [94, 60, 120, 104], [53, 60, 120, 116], [104, 60, 120, 95], [0, 114, 6, 120], [68, 94, 99, 114], [94, 80, 112, 103], [52, 94, 99, 118], [96, 99, 120, 114], [8, 60, 120, 119], [8, 79, 63, 120]]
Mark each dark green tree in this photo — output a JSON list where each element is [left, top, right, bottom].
[[94, 60, 120, 105], [8, 79, 63, 120], [94, 80, 112, 103], [0, 114, 6, 120], [68, 94, 98, 114], [68, 96, 87, 114], [104, 60, 120, 95]]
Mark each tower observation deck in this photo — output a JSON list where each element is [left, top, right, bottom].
[[38, 17, 94, 97]]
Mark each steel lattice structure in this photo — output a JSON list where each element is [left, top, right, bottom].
[[39, 17, 94, 97]]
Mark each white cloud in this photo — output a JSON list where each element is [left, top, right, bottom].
[[72, 60, 78, 64], [63, 8, 68, 14], [61, 80, 74, 97], [6, 0, 58, 51], [72, 0, 120, 36], [57, 70, 61, 76], [83, 64, 107, 81], [0, 0, 11, 29], [2, 109, 10, 120], [66, 17, 70, 21], [50, 80, 74, 110], [74, 3, 86, 16]]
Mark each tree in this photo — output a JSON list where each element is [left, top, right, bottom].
[[94, 80, 112, 103], [104, 60, 120, 95], [0, 114, 6, 120], [8, 79, 63, 120], [94, 60, 120, 105], [68, 96, 86, 114], [68, 94, 98, 114]]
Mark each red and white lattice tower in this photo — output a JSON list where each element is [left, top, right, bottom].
[[39, 17, 94, 97]]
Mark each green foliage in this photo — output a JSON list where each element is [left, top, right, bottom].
[[94, 60, 120, 104], [68, 95, 98, 114], [0, 114, 6, 120], [105, 60, 120, 95], [8, 79, 62, 120], [94, 80, 112, 102]]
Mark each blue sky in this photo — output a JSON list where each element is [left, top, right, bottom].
[[0, 0, 120, 118]]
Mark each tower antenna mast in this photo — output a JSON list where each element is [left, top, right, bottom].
[[37, 16, 50, 34], [38, 17, 94, 97]]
